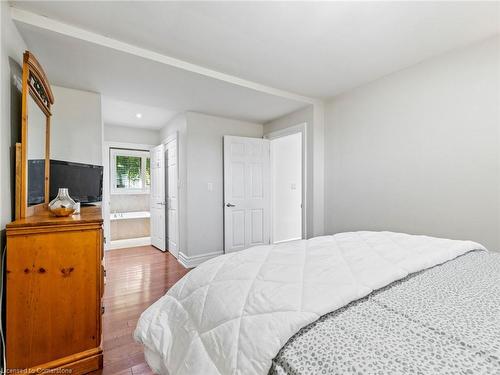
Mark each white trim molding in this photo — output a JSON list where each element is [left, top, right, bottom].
[[178, 251, 223, 269], [10, 5, 327, 241], [107, 236, 151, 251], [110, 148, 151, 195], [265, 122, 308, 241], [161, 132, 178, 145], [10, 6, 319, 105]]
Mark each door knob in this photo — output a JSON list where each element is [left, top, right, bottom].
[[226, 203, 236, 208]]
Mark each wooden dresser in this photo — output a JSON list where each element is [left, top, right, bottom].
[[6, 207, 104, 374]]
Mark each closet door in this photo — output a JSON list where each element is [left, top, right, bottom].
[[150, 144, 166, 251], [165, 137, 179, 258]]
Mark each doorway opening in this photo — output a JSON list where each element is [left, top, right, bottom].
[[270, 132, 303, 243], [104, 144, 154, 250], [223, 123, 307, 252], [102, 136, 179, 258]]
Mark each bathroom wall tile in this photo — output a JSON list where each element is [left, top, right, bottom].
[[110, 194, 150, 212], [110, 218, 150, 240]]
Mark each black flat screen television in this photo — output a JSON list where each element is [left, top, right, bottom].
[[50, 159, 103, 204], [28, 159, 46, 206]]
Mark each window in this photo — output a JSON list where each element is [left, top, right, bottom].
[[111, 149, 151, 194]]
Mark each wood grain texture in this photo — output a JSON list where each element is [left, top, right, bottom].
[[6, 207, 104, 373], [93, 246, 188, 375], [7, 206, 103, 228], [23, 51, 55, 105], [19, 51, 29, 218], [19, 51, 53, 218]]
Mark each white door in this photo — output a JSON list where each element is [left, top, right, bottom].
[[150, 144, 166, 251], [224, 136, 270, 253], [165, 138, 179, 258]]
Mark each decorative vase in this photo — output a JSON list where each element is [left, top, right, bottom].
[[49, 188, 77, 217]]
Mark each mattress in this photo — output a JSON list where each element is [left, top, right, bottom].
[[135, 231, 487, 374], [270, 251, 500, 375]]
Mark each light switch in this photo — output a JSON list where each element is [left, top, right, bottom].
[[291, 183, 297, 190], [207, 182, 214, 192]]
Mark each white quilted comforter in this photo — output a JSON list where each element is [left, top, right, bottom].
[[134, 232, 486, 375]]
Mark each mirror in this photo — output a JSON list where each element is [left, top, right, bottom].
[[16, 51, 54, 218], [27, 95, 47, 206]]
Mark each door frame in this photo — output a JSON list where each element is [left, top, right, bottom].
[[264, 123, 307, 242], [162, 132, 180, 258], [102, 141, 155, 251]]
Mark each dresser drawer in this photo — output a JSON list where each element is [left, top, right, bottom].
[[6, 226, 102, 369]]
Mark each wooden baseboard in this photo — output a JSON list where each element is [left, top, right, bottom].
[[58, 352, 103, 375], [26, 348, 103, 375]]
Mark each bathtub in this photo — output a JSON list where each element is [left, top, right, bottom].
[[110, 211, 151, 221]]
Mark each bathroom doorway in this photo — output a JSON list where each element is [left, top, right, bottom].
[[103, 142, 154, 250]]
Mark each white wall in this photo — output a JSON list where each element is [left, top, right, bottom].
[[160, 113, 187, 141], [271, 132, 302, 242], [185, 112, 263, 257], [51, 85, 103, 166], [0, 4, 26, 367], [160, 112, 264, 260], [325, 36, 500, 251], [312, 103, 325, 237], [265, 106, 312, 134], [264, 104, 325, 239], [1, 1, 26, 238], [104, 124, 160, 145], [264, 106, 315, 236]]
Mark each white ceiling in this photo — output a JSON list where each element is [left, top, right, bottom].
[[14, 22, 307, 125], [102, 97, 178, 130], [11, 1, 500, 99]]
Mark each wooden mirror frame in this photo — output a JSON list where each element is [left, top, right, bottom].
[[16, 51, 54, 218]]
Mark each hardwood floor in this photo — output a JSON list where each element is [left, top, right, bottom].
[[95, 246, 189, 375]]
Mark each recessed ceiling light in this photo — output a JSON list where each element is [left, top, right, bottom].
[[136, 113, 142, 119]]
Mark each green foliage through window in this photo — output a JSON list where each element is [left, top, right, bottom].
[[146, 158, 151, 187], [112, 150, 151, 191], [116, 155, 142, 189]]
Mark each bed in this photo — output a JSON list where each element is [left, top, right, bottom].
[[134, 231, 499, 375]]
